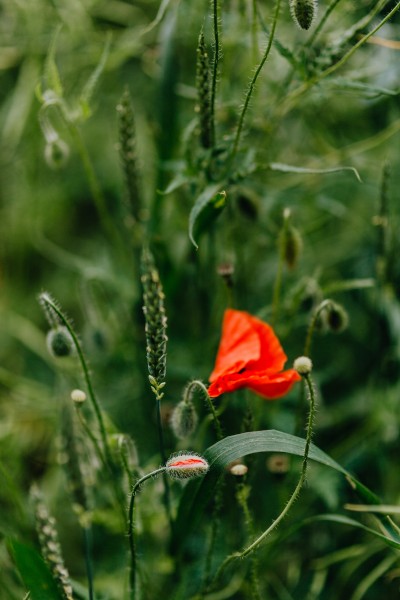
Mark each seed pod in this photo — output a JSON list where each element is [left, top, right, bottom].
[[289, 0, 317, 30], [46, 326, 75, 358]]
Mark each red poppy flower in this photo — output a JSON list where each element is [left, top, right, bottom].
[[208, 309, 301, 399]]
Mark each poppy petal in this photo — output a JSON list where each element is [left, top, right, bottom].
[[246, 369, 301, 399], [208, 368, 301, 399], [245, 313, 288, 373], [209, 309, 261, 381]]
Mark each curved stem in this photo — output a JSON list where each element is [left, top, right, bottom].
[[230, 0, 281, 164], [185, 380, 223, 441], [40, 294, 126, 518], [303, 299, 332, 357], [213, 373, 317, 583], [128, 467, 167, 600]]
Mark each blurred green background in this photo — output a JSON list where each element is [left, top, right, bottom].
[[1, 0, 400, 597]]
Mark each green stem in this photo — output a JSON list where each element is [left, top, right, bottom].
[[128, 467, 167, 600], [83, 526, 94, 600], [271, 243, 284, 327], [303, 299, 332, 357], [184, 380, 223, 441], [40, 294, 125, 518], [307, 0, 344, 46], [75, 405, 107, 470], [156, 395, 173, 527], [213, 373, 317, 582], [236, 481, 261, 599], [230, 0, 281, 164], [210, 0, 220, 147]]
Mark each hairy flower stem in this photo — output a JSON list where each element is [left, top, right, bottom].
[[303, 298, 333, 357], [128, 468, 167, 600], [39, 294, 126, 519], [185, 380, 223, 441], [230, 0, 281, 165], [210, 0, 220, 147], [212, 373, 317, 583], [236, 482, 261, 600]]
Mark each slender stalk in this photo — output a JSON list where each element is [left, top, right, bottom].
[[41, 296, 111, 465], [230, 0, 281, 164], [212, 372, 317, 583], [307, 0, 344, 46], [210, 0, 220, 147], [75, 404, 107, 470], [303, 299, 332, 357], [40, 294, 126, 518], [83, 527, 94, 600], [128, 468, 167, 600], [184, 380, 223, 441], [271, 243, 284, 327]]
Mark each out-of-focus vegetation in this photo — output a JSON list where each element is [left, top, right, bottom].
[[1, 0, 400, 598]]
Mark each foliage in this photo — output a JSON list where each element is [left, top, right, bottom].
[[1, 0, 400, 598]]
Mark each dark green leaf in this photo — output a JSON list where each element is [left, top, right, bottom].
[[173, 430, 399, 550], [312, 515, 400, 550], [268, 162, 362, 182], [173, 430, 348, 546], [7, 539, 62, 600], [188, 184, 227, 249]]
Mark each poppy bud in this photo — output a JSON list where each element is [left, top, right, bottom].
[[166, 453, 209, 479], [71, 389, 86, 404], [325, 302, 349, 333], [170, 399, 198, 439], [279, 209, 303, 269], [289, 0, 318, 30], [217, 262, 234, 288], [230, 463, 248, 477], [44, 138, 70, 169], [293, 356, 313, 376], [46, 327, 75, 358]]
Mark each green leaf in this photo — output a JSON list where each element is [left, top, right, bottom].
[[7, 539, 62, 600], [268, 162, 362, 182], [79, 33, 112, 119], [173, 430, 399, 549], [325, 77, 400, 98], [173, 430, 348, 546], [188, 184, 227, 249], [312, 515, 400, 550]]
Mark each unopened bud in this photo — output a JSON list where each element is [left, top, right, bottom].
[[170, 400, 198, 439], [46, 327, 75, 358], [44, 138, 70, 169], [230, 463, 248, 477], [166, 453, 209, 480], [71, 389, 86, 404], [293, 356, 313, 376], [279, 210, 303, 269], [325, 302, 349, 333], [289, 0, 318, 30]]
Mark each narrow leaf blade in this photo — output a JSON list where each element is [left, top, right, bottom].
[[188, 185, 227, 249]]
